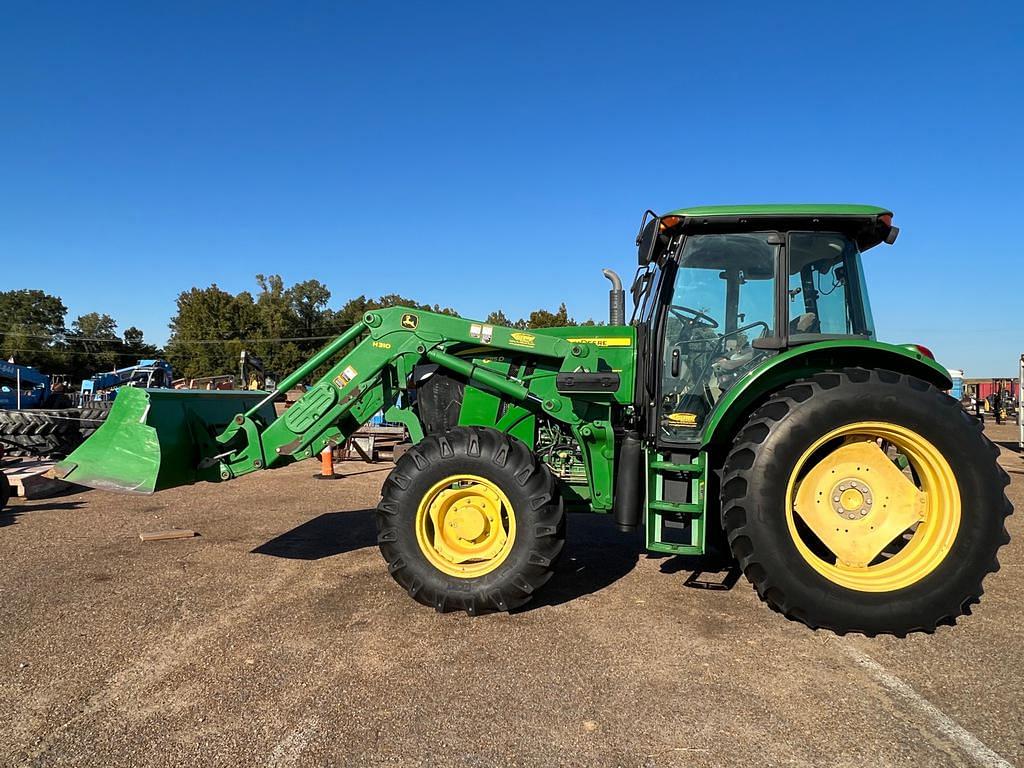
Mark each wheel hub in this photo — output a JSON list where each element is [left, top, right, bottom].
[[415, 475, 516, 577], [446, 502, 489, 541], [792, 438, 931, 570], [832, 478, 873, 520]]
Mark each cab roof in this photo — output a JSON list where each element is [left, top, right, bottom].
[[666, 203, 891, 218], [660, 204, 896, 251]]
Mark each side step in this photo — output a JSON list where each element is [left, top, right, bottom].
[[645, 451, 707, 556]]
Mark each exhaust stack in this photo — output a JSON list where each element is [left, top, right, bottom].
[[602, 269, 625, 326]]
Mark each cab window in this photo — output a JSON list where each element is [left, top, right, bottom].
[[787, 232, 874, 339]]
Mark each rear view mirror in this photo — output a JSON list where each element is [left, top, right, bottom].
[[636, 210, 660, 265]]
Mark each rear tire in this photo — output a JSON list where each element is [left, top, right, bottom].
[[721, 367, 1011, 636], [376, 427, 564, 614]]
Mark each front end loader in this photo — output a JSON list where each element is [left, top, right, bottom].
[[46, 204, 1011, 635]]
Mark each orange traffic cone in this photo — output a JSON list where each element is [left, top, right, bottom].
[[315, 445, 340, 480]]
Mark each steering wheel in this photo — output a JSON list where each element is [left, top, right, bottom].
[[668, 305, 719, 329]]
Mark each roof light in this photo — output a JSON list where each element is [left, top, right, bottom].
[[659, 215, 682, 231], [911, 344, 935, 360]]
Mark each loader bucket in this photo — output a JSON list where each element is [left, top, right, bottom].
[[53, 388, 277, 494]]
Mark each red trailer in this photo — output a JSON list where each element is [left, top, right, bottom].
[[974, 380, 1019, 401]]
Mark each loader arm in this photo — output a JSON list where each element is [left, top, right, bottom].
[[217, 307, 581, 479], [55, 307, 633, 506]]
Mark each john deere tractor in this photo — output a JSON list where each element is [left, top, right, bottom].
[[46, 204, 1010, 635]]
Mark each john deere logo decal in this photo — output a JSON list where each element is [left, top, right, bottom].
[[567, 336, 632, 348], [509, 332, 536, 348], [401, 313, 419, 330]]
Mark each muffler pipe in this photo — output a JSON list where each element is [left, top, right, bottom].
[[602, 269, 625, 326]]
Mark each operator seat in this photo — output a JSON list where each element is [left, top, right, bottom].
[[790, 312, 818, 334]]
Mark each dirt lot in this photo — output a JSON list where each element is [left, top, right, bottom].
[[1, 423, 1022, 768]]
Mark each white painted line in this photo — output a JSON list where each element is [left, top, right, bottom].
[[841, 644, 1015, 768]]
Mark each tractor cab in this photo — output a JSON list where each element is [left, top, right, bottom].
[[633, 205, 899, 443]]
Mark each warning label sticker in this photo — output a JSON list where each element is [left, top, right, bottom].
[[333, 365, 358, 389]]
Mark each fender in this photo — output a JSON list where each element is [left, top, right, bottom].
[[701, 339, 953, 449]]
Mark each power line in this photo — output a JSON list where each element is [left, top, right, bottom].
[[2, 347, 162, 358], [0, 324, 353, 344], [167, 335, 339, 344], [0, 332, 122, 343], [1, 331, 343, 346], [0, 333, 346, 356]]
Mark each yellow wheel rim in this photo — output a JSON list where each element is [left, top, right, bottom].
[[786, 421, 960, 592], [415, 474, 517, 578]]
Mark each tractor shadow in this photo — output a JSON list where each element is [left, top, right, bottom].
[[992, 439, 1021, 452], [516, 516, 740, 611], [252, 509, 740, 608], [656, 551, 742, 591], [515, 513, 644, 611], [1, 499, 88, 527], [252, 508, 378, 560]]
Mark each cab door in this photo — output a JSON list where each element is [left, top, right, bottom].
[[655, 232, 780, 443]]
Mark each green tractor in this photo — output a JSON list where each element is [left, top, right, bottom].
[[46, 204, 1010, 635]]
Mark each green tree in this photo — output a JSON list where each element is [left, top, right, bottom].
[[122, 327, 158, 358], [485, 310, 512, 327], [484, 303, 585, 329], [67, 312, 122, 375], [525, 302, 574, 329], [335, 294, 458, 328], [288, 279, 332, 337], [283, 278, 334, 370], [0, 289, 68, 371], [122, 327, 160, 359], [166, 276, 345, 382], [166, 284, 253, 379]]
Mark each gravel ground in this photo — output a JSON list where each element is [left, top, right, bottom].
[[1, 423, 1021, 768]]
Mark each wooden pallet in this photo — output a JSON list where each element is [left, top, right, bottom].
[[1, 458, 77, 500]]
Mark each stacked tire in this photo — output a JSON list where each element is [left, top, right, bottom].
[[77, 400, 114, 442], [0, 401, 112, 459]]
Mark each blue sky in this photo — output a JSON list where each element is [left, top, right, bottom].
[[2, 2, 1022, 375]]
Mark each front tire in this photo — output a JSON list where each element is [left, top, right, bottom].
[[722, 367, 1011, 636], [376, 427, 564, 614]]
